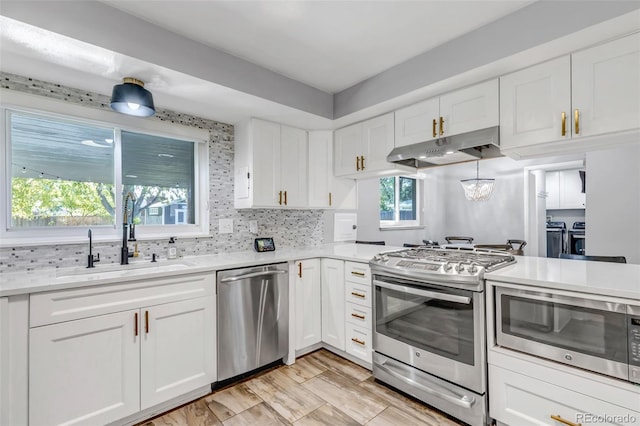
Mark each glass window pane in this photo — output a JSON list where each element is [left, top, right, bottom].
[[399, 177, 417, 221], [121, 131, 195, 226], [380, 177, 396, 221], [10, 112, 115, 228]]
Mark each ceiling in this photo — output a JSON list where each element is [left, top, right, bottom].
[[101, 0, 533, 93], [1, 1, 639, 129]]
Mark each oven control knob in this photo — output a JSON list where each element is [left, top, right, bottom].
[[469, 263, 479, 274], [373, 255, 382, 262], [443, 262, 453, 272], [381, 254, 389, 262], [454, 262, 464, 273]]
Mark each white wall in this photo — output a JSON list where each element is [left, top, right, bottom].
[[586, 143, 640, 264], [355, 157, 526, 246]]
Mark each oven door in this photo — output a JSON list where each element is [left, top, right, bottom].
[[496, 287, 629, 380], [372, 273, 485, 394]]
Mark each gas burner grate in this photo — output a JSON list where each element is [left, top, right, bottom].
[[387, 247, 514, 270]]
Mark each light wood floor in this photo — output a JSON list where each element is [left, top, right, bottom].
[[139, 349, 464, 425]]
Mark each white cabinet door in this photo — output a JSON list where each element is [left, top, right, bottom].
[[394, 97, 439, 147], [29, 310, 140, 426], [140, 297, 215, 410], [440, 79, 498, 136], [280, 125, 308, 208], [252, 119, 281, 207], [500, 56, 571, 150], [559, 169, 586, 209], [308, 131, 333, 208], [295, 259, 322, 350], [334, 123, 362, 177], [572, 33, 640, 138], [321, 258, 345, 351], [545, 171, 560, 210], [362, 113, 395, 173]]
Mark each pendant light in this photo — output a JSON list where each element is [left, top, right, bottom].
[[110, 77, 155, 117], [460, 159, 495, 201]]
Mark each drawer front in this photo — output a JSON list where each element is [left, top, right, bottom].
[[345, 281, 371, 308], [346, 323, 372, 363], [344, 261, 371, 285], [346, 301, 371, 330], [489, 365, 640, 426], [30, 273, 214, 327]]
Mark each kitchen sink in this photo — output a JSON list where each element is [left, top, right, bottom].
[[55, 260, 197, 279]]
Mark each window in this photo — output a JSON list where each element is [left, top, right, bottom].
[[380, 176, 421, 228], [1, 91, 209, 244]]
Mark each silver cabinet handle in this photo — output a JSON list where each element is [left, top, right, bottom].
[[220, 270, 287, 282], [377, 359, 475, 409], [374, 279, 470, 304]]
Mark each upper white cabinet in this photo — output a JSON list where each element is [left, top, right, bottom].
[[308, 131, 357, 209], [294, 259, 322, 351], [235, 118, 308, 208], [334, 113, 412, 178], [501, 33, 640, 158], [394, 79, 499, 147], [545, 169, 585, 210]]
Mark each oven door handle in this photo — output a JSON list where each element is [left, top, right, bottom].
[[374, 280, 471, 304], [376, 358, 475, 409]]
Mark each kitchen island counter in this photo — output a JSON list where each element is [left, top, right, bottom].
[[486, 255, 640, 300], [0, 243, 402, 297]]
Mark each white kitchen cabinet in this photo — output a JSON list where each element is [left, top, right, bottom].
[[545, 169, 585, 210], [395, 79, 498, 147], [140, 297, 215, 410], [308, 130, 357, 209], [334, 113, 412, 178], [28, 274, 215, 426], [234, 118, 308, 208], [343, 261, 372, 364], [490, 364, 639, 426], [30, 309, 140, 426], [0, 296, 28, 426], [294, 259, 322, 350], [321, 258, 345, 350], [572, 33, 640, 138], [501, 33, 640, 158]]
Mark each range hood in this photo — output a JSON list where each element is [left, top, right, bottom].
[[387, 126, 502, 169]]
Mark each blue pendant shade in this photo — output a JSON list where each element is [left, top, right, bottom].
[[110, 77, 155, 117]]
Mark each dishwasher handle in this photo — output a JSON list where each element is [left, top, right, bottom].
[[220, 269, 287, 283]]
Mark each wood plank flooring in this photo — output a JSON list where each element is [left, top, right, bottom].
[[138, 349, 464, 426]]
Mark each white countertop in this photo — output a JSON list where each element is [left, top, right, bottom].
[[0, 243, 400, 297], [2, 245, 639, 300], [486, 255, 640, 301]]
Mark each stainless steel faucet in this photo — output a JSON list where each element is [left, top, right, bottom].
[[87, 229, 100, 268], [121, 192, 136, 265]]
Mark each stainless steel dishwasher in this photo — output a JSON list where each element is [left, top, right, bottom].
[[217, 263, 289, 382]]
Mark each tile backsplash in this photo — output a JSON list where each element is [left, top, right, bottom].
[[0, 72, 324, 273]]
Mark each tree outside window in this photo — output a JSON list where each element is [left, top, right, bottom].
[[380, 176, 419, 227]]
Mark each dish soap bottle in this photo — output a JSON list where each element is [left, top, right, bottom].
[[167, 237, 177, 259]]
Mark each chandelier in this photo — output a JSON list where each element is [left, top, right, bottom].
[[460, 160, 495, 201]]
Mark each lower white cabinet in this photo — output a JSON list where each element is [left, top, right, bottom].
[[345, 323, 371, 362], [343, 262, 372, 364], [295, 259, 322, 350], [490, 364, 639, 426], [28, 274, 216, 426], [321, 258, 345, 350]]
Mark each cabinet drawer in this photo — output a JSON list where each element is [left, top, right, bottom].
[[30, 273, 214, 327], [345, 301, 371, 330], [345, 323, 371, 363], [345, 281, 371, 308], [344, 261, 370, 285], [489, 365, 640, 426]]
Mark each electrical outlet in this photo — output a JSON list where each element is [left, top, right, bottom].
[[249, 220, 258, 234], [219, 218, 233, 234]]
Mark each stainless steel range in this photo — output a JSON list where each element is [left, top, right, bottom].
[[370, 247, 515, 426]]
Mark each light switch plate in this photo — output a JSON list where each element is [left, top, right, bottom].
[[219, 218, 233, 234], [249, 220, 258, 234]]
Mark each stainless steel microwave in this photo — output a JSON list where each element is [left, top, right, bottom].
[[495, 287, 640, 384]]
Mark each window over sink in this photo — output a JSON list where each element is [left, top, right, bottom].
[[1, 91, 209, 245], [379, 176, 422, 229]]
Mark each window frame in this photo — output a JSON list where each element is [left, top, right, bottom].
[[0, 89, 210, 247], [379, 175, 423, 229]]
